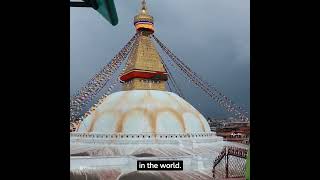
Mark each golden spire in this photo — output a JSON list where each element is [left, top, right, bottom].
[[141, 0, 148, 14], [119, 0, 168, 91]]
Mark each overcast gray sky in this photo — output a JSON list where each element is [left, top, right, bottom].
[[70, 0, 250, 119]]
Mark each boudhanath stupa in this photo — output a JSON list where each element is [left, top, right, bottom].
[[70, 1, 248, 179]]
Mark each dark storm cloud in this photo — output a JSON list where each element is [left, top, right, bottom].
[[70, 0, 250, 118]]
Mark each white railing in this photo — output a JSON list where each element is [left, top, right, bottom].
[[70, 132, 216, 139]]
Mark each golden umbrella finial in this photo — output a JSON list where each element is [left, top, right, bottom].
[[141, 0, 148, 14]]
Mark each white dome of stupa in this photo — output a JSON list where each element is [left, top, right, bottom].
[[78, 90, 211, 134]]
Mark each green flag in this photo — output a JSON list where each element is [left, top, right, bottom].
[[94, 0, 118, 26]]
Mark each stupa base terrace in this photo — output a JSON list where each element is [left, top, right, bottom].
[[70, 132, 248, 179]]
